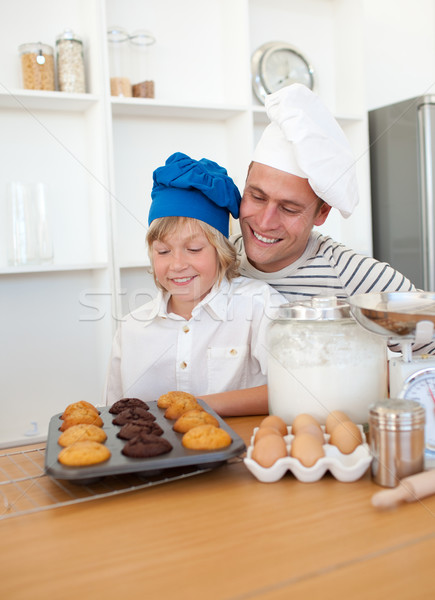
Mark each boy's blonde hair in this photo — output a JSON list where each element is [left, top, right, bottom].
[[146, 217, 240, 291]]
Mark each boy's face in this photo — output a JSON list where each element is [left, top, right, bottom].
[[240, 162, 331, 272], [152, 221, 218, 318]]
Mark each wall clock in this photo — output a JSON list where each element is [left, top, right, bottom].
[[251, 41, 314, 104]]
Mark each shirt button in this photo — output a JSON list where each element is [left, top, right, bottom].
[[229, 349, 237, 356], [180, 361, 187, 369], [183, 325, 190, 333]]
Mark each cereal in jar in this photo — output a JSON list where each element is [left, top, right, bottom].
[[56, 29, 86, 93], [19, 42, 55, 91]]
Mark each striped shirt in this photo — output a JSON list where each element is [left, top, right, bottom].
[[232, 231, 435, 356]]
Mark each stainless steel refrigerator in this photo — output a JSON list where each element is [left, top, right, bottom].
[[369, 95, 435, 291]]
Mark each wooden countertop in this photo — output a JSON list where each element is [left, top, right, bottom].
[[2, 415, 435, 599]]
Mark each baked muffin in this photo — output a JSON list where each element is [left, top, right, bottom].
[[109, 398, 149, 414], [59, 408, 103, 431], [117, 420, 164, 440], [58, 440, 111, 466], [173, 409, 219, 433], [58, 423, 107, 447], [182, 424, 232, 450], [112, 407, 156, 426], [61, 400, 99, 420], [157, 390, 196, 409], [122, 433, 173, 458], [164, 397, 202, 420]]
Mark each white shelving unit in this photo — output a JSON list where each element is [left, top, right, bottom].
[[0, 0, 371, 447]]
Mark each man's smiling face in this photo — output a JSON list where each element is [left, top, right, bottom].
[[239, 162, 331, 273]]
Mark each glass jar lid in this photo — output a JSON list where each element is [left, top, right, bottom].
[[107, 26, 130, 43], [129, 29, 156, 46], [56, 29, 83, 44], [19, 42, 54, 55], [278, 296, 352, 321]]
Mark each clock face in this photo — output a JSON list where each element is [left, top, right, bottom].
[[400, 368, 435, 450], [251, 42, 314, 104], [262, 48, 313, 94]]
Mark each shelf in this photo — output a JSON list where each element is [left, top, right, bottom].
[[119, 261, 151, 270], [0, 88, 99, 112], [252, 105, 267, 124], [110, 97, 247, 120], [0, 262, 108, 276]]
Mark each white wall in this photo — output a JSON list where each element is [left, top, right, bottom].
[[363, 0, 435, 110]]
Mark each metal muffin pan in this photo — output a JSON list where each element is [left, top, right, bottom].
[[45, 399, 246, 482], [244, 425, 372, 483]]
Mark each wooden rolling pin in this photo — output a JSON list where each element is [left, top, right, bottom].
[[372, 470, 435, 509]]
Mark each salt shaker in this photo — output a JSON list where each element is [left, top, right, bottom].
[[369, 398, 425, 487], [56, 29, 86, 93]]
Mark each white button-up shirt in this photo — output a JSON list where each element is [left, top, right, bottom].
[[105, 276, 285, 405]]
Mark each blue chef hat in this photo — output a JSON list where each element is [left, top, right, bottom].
[[149, 152, 241, 238]]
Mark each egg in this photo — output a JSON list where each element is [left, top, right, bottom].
[[329, 421, 363, 454], [254, 426, 283, 443], [251, 434, 287, 467], [259, 415, 288, 436], [290, 433, 325, 467], [291, 413, 320, 436], [325, 410, 350, 435], [296, 423, 325, 445]]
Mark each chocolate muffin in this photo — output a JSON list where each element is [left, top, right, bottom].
[[117, 420, 164, 440], [109, 398, 149, 414], [112, 407, 156, 426], [122, 433, 173, 458]]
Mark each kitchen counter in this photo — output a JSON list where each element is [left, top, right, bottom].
[[2, 415, 435, 599]]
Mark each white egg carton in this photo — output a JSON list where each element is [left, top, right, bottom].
[[244, 425, 372, 483]]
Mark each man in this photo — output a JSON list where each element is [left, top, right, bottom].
[[231, 83, 434, 356]]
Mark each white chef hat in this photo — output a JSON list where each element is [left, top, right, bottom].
[[253, 83, 359, 218]]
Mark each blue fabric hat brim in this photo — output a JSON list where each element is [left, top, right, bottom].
[[149, 186, 231, 237], [149, 152, 241, 237]]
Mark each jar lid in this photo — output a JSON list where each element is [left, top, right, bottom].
[[129, 29, 156, 46], [56, 29, 83, 44], [107, 26, 130, 43], [369, 398, 426, 430], [19, 42, 54, 55], [278, 296, 352, 321]]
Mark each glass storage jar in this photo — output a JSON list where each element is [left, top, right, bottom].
[[107, 27, 132, 97], [267, 296, 388, 425], [19, 42, 55, 91], [56, 29, 86, 93], [6, 181, 53, 266], [129, 29, 156, 98]]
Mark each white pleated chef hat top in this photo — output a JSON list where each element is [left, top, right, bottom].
[[253, 83, 359, 218]]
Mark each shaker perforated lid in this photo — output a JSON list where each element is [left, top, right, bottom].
[[278, 296, 352, 321], [369, 398, 426, 430]]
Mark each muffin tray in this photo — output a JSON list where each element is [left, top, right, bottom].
[[244, 425, 372, 483], [44, 399, 246, 483]]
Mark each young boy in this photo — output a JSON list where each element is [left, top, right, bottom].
[[105, 152, 285, 415]]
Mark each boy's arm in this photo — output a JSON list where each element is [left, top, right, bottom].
[[199, 385, 268, 417]]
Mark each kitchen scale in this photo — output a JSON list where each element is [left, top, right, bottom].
[[348, 292, 435, 452]]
